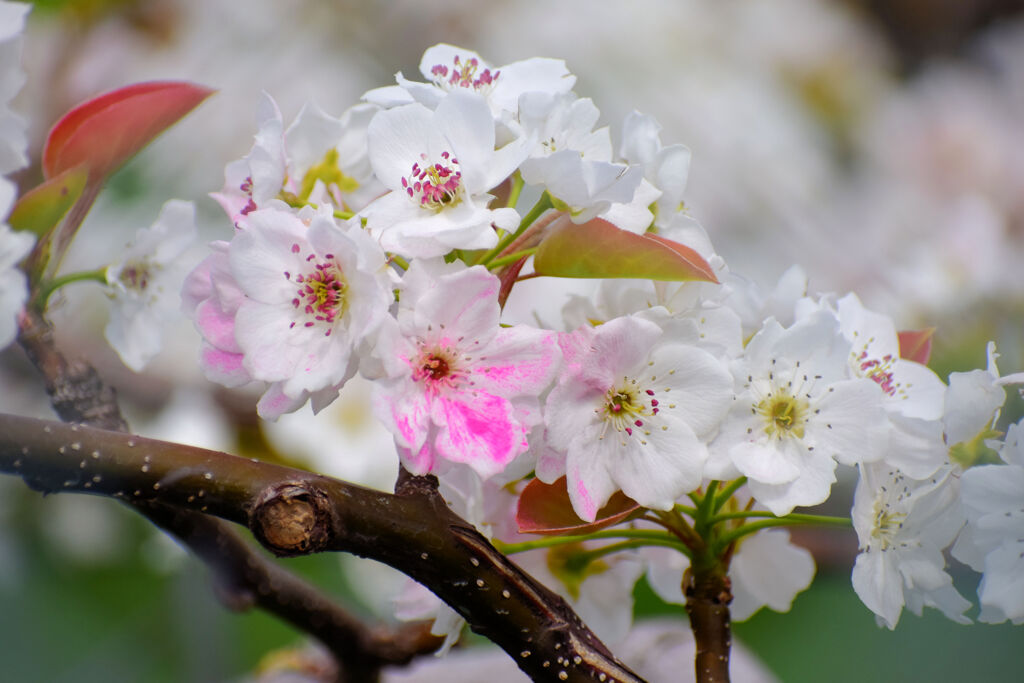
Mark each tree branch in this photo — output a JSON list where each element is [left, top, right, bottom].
[[15, 309, 442, 681], [0, 412, 646, 682], [684, 564, 732, 683], [138, 501, 442, 681]]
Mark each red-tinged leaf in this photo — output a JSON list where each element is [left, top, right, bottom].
[[533, 215, 718, 283], [42, 81, 215, 181], [7, 166, 88, 238], [898, 328, 935, 365], [517, 476, 640, 536]]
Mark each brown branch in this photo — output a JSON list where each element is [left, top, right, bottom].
[[684, 565, 732, 683], [17, 308, 128, 431], [139, 501, 442, 681], [15, 310, 441, 681], [0, 412, 646, 683]]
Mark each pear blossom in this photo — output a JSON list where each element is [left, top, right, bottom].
[[181, 240, 248, 386], [518, 93, 611, 162], [183, 204, 392, 418], [812, 292, 949, 479], [229, 205, 392, 400], [370, 260, 559, 478], [560, 273, 743, 363], [514, 89, 649, 228], [720, 264, 808, 339], [362, 92, 527, 258], [953, 420, 1024, 624], [619, 110, 694, 229], [833, 294, 945, 419], [0, 180, 32, 350], [707, 311, 888, 515], [943, 342, 1024, 458], [519, 150, 644, 228], [104, 200, 198, 371], [284, 101, 385, 212], [851, 462, 971, 629], [541, 314, 733, 521], [364, 43, 576, 118], [0, 1, 28, 176], [211, 93, 287, 225]]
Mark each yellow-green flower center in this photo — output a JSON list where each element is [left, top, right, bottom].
[[299, 149, 360, 202], [756, 390, 809, 440], [870, 499, 906, 551]]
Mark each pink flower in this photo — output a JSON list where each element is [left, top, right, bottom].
[[371, 260, 560, 478], [183, 204, 392, 418]]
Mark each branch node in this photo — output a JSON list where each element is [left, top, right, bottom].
[[251, 482, 333, 556], [395, 465, 440, 498]]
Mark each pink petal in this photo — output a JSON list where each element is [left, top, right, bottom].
[[433, 392, 525, 478]]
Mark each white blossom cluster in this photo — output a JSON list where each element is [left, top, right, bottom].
[[175, 44, 1024, 641], [3, 35, 1022, 649]]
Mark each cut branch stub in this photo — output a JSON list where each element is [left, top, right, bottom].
[[251, 482, 334, 556]]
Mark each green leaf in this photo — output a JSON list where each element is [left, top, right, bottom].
[[7, 166, 88, 238], [42, 81, 215, 182], [516, 476, 640, 536], [533, 215, 717, 282]]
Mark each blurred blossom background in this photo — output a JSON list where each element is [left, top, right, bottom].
[[2, 0, 1023, 680]]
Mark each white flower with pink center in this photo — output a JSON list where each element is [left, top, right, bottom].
[[362, 92, 526, 259], [370, 260, 559, 478], [825, 293, 948, 479], [540, 314, 733, 522], [229, 205, 392, 403], [182, 241, 318, 419], [364, 43, 576, 118]]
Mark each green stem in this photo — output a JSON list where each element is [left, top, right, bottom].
[[505, 173, 524, 209], [707, 510, 852, 526], [495, 528, 686, 555], [35, 268, 109, 309], [389, 254, 410, 271], [474, 192, 554, 267], [697, 481, 718, 521], [712, 477, 747, 513], [575, 538, 687, 564], [715, 515, 851, 549], [487, 247, 538, 269]]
